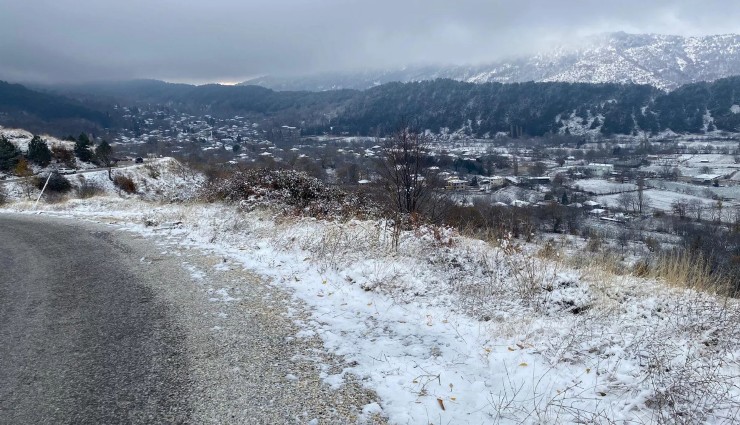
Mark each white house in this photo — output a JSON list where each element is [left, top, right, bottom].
[[447, 179, 468, 190], [585, 163, 614, 177]]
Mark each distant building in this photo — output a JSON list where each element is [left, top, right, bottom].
[[692, 174, 722, 185], [585, 163, 614, 176], [446, 179, 468, 190], [269, 125, 300, 143], [479, 176, 505, 190], [589, 208, 608, 217], [528, 176, 551, 184]]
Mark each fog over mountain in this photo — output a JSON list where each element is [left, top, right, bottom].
[[1, 0, 740, 84], [243, 32, 740, 91]]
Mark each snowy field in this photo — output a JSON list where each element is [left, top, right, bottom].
[[573, 179, 637, 195], [678, 154, 739, 166], [597, 189, 722, 212], [648, 180, 740, 201], [2, 161, 738, 424]]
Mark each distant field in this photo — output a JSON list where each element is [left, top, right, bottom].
[[573, 178, 637, 195], [648, 179, 740, 201], [597, 189, 726, 213]]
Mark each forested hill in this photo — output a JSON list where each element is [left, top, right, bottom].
[[328, 77, 740, 136], [330, 80, 659, 136], [16, 76, 740, 137], [0, 81, 112, 131]]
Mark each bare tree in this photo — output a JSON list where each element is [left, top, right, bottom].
[[376, 125, 438, 217], [14, 158, 35, 200], [687, 199, 703, 221], [715, 199, 724, 223], [95, 140, 114, 180], [637, 177, 648, 214], [672, 199, 689, 219], [617, 192, 638, 212]]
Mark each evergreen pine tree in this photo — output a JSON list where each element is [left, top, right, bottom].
[[74, 133, 93, 162], [0, 136, 21, 171], [27, 135, 52, 166]]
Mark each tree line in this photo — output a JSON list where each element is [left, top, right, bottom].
[[0, 133, 112, 174], [11, 76, 740, 138]]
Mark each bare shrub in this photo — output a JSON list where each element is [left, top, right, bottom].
[[202, 168, 377, 218], [585, 232, 602, 253], [635, 296, 740, 424], [51, 145, 75, 168], [144, 164, 161, 179], [77, 179, 105, 199], [0, 184, 7, 205], [113, 174, 137, 194]]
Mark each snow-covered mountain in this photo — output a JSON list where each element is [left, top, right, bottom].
[[243, 32, 740, 91]]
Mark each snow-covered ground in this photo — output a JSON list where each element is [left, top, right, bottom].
[[0, 157, 202, 203], [596, 189, 734, 215], [0, 127, 75, 152], [648, 180, 740, 201], [2, 169, 739, 424], [573, 178, 637, 195]]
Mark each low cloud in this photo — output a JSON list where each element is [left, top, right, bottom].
[[1, 0, 738, 84]]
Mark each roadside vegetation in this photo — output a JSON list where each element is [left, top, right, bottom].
[[1, 122, 739, 423]]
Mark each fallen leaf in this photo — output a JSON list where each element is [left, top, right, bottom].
[[507, 347, 516, 351], [516, 343, 525, 349], [450, 396, 457, 401], [519, 362, 528, 367], [437, 398, 446, 411]]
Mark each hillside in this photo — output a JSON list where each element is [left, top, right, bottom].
[[1, 160, 738, 424], [24, 75, 740, 138], [0, 81, 112, 133], [244, 32, 740, 92]]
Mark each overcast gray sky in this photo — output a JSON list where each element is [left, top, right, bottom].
[[1, 0, 738, 84]]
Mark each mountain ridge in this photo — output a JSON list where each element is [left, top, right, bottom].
[[242, 32, 740, 91]]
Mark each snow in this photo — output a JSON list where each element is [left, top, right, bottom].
[[597, 189, 716, 212], [573, 179, 637, 195], [0, 127, 76, 153], [1, 157, 738, 423]]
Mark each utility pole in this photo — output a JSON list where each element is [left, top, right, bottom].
[[33, 172, 53, 211]]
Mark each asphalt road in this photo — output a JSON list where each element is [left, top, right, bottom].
[[0, 214, 191, 424]]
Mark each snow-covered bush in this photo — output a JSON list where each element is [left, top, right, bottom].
[[76, 179, 104, 199], [202, 168, 377, 218]]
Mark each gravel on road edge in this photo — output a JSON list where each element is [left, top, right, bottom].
[[29, 213, 387, 424]]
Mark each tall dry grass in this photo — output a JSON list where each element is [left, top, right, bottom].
[[637, 250, 736, 297]]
